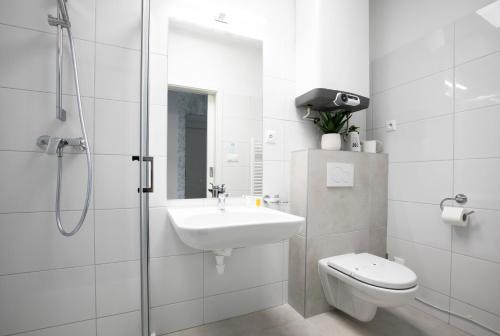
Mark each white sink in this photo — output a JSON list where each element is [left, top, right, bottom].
[[167, 206, 304, 251]]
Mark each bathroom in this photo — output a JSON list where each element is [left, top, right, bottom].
[[0, 0, 499, 335]]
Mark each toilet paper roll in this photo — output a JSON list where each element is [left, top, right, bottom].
[[441, 206, 469, 227]]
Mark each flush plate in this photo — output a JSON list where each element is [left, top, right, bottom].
[[327, 162, 354, 187]]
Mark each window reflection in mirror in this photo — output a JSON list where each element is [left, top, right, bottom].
[[166, 20, 263, 200]]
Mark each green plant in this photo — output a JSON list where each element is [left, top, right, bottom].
[[315, 111, 352, 134]]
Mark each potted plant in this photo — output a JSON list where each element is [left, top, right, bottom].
[[315, 111, 352, 150]]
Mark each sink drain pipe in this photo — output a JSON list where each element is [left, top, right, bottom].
[[213, 248, 232, 274]]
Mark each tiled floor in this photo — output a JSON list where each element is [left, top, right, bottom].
[[168, 304, 470, 336]]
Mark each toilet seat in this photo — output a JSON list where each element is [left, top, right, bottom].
[[327, 253, 417, 290], [318, 253, 418, 321]]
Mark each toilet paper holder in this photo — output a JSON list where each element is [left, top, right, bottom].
[[440, 193, 474, 215]]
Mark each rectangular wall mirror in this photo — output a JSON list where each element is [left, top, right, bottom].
[[166, 20, 263, 199]]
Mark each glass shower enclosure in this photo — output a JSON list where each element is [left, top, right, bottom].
[[0, 0, 153, 335]]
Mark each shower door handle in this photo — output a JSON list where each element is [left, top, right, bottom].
[[132, 155, 154, 193]]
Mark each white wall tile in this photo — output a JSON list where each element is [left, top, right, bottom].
[[223, 93, 261, 120], [0, 151, 92, 213], [97, 310, 141, 336], [454, 158, 500, 210], [388, 201, 451, 251], [410, 285, 450, 323], [149, 207, 199, 258], [0, 0, 96, 41], [95, 44, 140, 102], [283, 121, 320, 161], [150, 254, 203, 307], [388, 161, 453, 204], [94, 99, 140, 155], [0, 89, 94, 153], [263, 77, 297, 121], [94, 154, 138, 209], [455, 12, 500, 65], [263, 118, 285, 161], [149, 54, 168, 106], [13, 320, 96, 336], [95, 209, 139, 264], [95, 261, 140, 317], [0, 211, 94, 275], [96, 0, 141, 50], [450, 299, 500, 336], [453, 208, 500, 264], [455, 52, 500, 112], [388, 237, 451, 295], [222, 116, 262, 143], [203, 282, 283, 323], [374, 114, 453, 163], [263, 8, 295, 81], [349, 110, 367, 141], [371, 7, 500, 335], [455, 105, 500, 159], [371, 70, 453, 128], [151, 299, 203, 335], [0, 266, 95, 336], [263, 161, 286, 198], [149, 0, 169, 55], [366, 104, 373, 131], [0, 25, 95, 96], [372, 25, 453, 93], [451, 253, 500, 316], [149, 104, 167, 157], [204, 243, 283, 297]]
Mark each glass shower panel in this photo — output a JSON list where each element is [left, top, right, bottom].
[[0, 1, 149, 335]]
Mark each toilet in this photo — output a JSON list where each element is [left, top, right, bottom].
[[318, 253, 418, 322]]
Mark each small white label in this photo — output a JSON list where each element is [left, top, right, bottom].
[[326, 162, 354, 187]]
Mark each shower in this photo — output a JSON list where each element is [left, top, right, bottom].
[[37, 0, 92, 237]]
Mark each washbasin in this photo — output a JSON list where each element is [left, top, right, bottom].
[[167, 206, 304, 251]]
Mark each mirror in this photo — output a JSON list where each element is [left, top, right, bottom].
[[166, 19, 263, 199]]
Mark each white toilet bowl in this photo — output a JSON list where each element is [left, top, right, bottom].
[[318, 253, 418, 322]]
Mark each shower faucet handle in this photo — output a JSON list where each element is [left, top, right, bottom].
[[37, 135, 86, 154], [37, 135, 62, 155], [47, 137, 63, 154]]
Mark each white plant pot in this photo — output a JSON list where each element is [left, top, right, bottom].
[[321, 133, 342, 150]]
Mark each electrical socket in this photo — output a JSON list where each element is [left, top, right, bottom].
[[386, 120, 397, 132]]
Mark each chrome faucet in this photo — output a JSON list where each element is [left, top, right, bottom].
[[37, 135, 87, 156], [218, 193, 228, 211], [208, 183, 226, 198]]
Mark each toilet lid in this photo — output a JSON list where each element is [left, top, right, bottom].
[[327, 253, 417, 290]]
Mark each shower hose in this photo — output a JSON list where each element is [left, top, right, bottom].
[[55, 7, 92, 237]]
